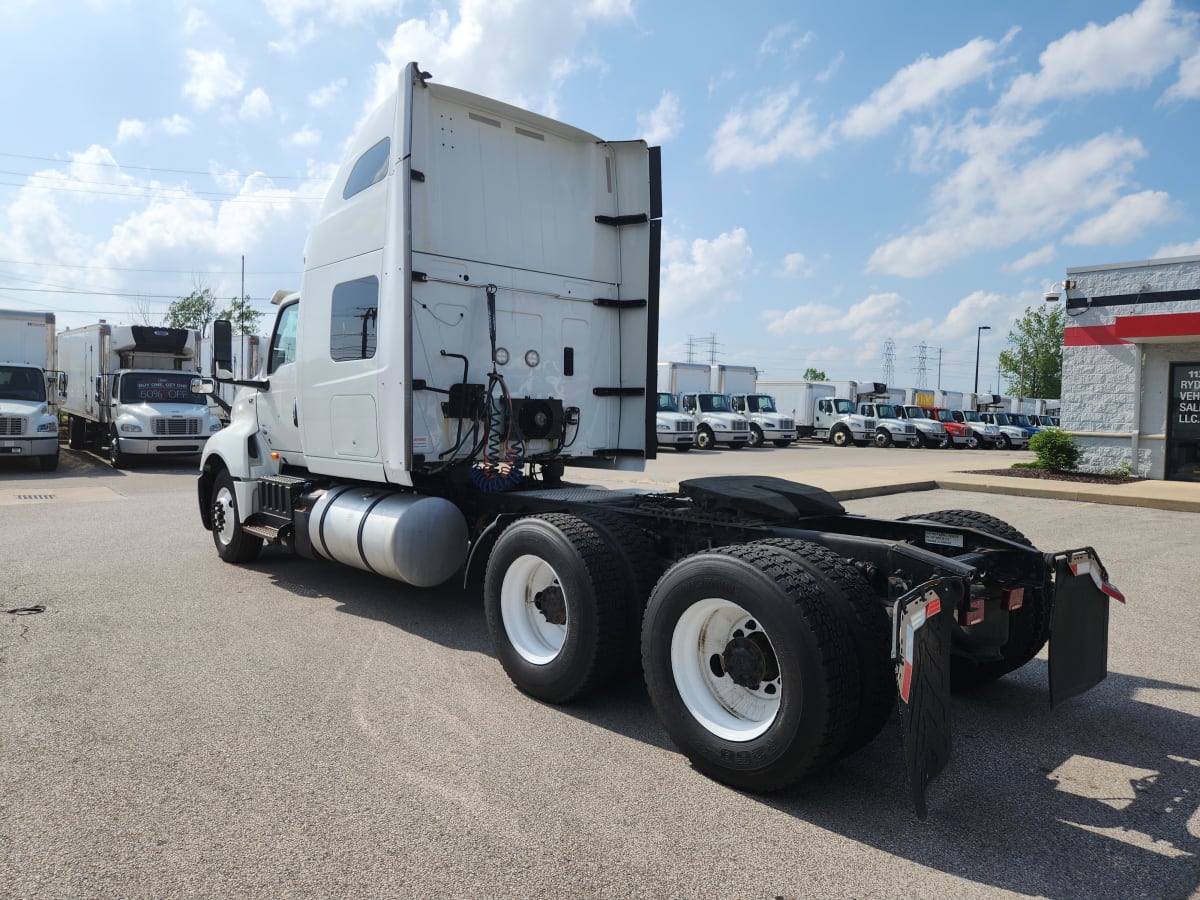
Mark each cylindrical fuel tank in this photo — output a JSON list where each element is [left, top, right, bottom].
[[309, 486, 468, 588]]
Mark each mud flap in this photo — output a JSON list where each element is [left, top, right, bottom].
[[1049, 550, 1119, 707], [893, 585, 953, 820]]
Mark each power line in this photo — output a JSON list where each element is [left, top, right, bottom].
[[0, 257, 300, 275], [0, 179, 324, 204]]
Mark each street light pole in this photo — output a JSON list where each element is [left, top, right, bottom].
[[974, 325, 991, 395]]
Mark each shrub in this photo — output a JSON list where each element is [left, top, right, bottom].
[[1028, 429, 1079, 471]]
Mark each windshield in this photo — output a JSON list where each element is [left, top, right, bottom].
[[118, 372, 206, 405], [960, 410, 982, 423], [0, 365, 46, 402], [1010, 413, 1033, 427], [992, 413, 1013, 426], [875, 404, 897, 418], [747, 394, 777, 413], [903, 406, 927, 420], [834, 399, 855, 414], [934, 409, 954, 423], [657, 392, 678, 413], [698, 394, 731, 413]]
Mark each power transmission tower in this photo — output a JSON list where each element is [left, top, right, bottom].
[[882, 338, 895, 386], [914, 342, 929, 388]]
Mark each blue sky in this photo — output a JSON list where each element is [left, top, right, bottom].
[[2, 0, 1198, 393]]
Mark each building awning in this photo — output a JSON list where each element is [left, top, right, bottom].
[[1064, 312, 1200, 346]]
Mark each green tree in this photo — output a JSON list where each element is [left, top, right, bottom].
[[802, 366, 827, 381], [219, 294, 264, 335], [166, 286, 218, 337], [998, 305, 1064, 398]]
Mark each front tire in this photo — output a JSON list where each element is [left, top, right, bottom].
[[831, 427, 852, 448], [641, 545, 858, 793], [925, 433, 950, 449], [38, 450, 59, 472], [695, 426, 715, 450], [109, 429, 130, 469], [673, 443, 692, 452], [964, 433, 981, 450], [210, 470, 263, 564], [484, 514, 627, 704], [772, 439, 793, 448], [748, 425, 764, 448], [996, 433, 1011, 450], [873, 430, 893, 448]]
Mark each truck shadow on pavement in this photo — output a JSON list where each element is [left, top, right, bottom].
[[255, 552, 1199, 898]]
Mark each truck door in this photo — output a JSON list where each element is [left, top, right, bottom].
[[257, 301, 303, 459]]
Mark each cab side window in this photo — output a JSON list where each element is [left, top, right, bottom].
[[330, 276, 379, 362], [268, 303, 299, 374], [342, 137, 390, 200]]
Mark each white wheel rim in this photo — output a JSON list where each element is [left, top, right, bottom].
[[671, 598, 781, 742], [500, 554, 567, 665], [214, 485, 237, 546]]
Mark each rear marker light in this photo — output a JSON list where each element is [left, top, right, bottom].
[[959, 596, 985, 627], [1001, 587, 1024, 611]]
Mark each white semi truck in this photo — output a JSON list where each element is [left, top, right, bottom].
[[58, 323, 224, 467], [658, 361, 749, 449], [0, 309, 61, 471], [195, 63, 1123, 817], [714, 365, 795, 448]]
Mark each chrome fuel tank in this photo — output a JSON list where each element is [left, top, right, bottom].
[[309, 486, 468, 587]]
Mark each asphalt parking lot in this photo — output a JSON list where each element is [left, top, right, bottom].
[[2, 446, 1198, 899]]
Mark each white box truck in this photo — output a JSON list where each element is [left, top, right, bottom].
[[193, 62, 1123, 818], [658, 361, 749, 449], [715, 365, 796, 448], [58, 323, 224, 467], [0, 309, 61, 471]]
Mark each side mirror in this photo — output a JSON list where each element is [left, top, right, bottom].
[[212, 319, 234, 379], [190, 377, 216, 395]]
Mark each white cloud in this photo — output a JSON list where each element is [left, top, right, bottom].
[[287, 125, 321, 147], [116, 119, 146, 143], [369, 0, 634, 119], [1155, 238, 1200, 257], [765, 292, 906, 336], [182, 7, 207, 34], [637, 91, 682, 145], [308, 78, 348, 109], [840, 33, 1014, 140], [160, 114, 194, 136], [1163, 50, 1200, 101], [869, 131, 1146, 277], [239, 87, 272, 121], [779, 252, 813, 278], [1002, 0, 1198, 107], [759, 23, 813, 57], [1065, 190, 1180, 245], [183, 49, 244, 110], [707, 87, 829, 172], [815, 51, 844, 84], [1004, 243, 1057, 273], [660, 228, 752, 320], [264, 0, 399, 28]]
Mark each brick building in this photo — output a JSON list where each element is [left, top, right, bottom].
[[1057, 255, 1200, 481]]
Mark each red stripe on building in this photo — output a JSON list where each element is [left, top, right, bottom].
[[1064, 312, 1200, 346]]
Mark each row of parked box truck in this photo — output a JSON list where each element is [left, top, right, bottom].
[[655, 361, 1060, 452], [0, 309, 262, 470]]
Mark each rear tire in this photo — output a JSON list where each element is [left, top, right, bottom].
[[748, 539, 893, 757], [209, 469, 263, 564], [899, 509, 1050, 688], [68, 415, 85, 450], [38, 450, 59, 472], [484, 514, 627, 704], [641, 545, 858, 793]]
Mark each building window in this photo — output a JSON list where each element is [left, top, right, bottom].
[[342, 137, 390, 200], [330, 276, 379, 362]]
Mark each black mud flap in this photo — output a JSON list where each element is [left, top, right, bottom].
[[1049, 549, 1121, 707], [893, 585, 953, 820]]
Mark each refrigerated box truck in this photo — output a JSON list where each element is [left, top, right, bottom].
[[0, 309, 61, 471]]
